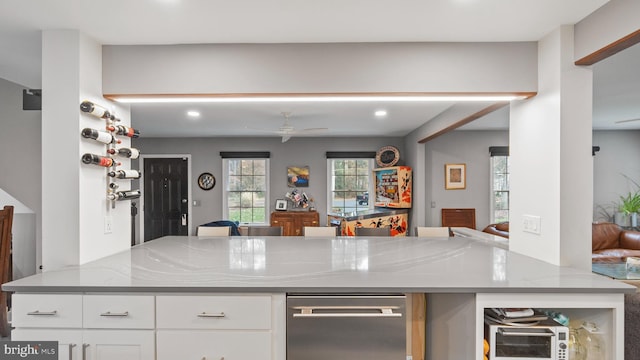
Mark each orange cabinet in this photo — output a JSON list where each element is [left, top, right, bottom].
[[270, 211, 319, 236]]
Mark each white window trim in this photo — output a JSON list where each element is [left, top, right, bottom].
[[489, 155, 509, 224], [326, 158, 374, 214], [222, 158, 270, 225]]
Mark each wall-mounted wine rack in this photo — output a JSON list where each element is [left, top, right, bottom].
[[79, 100, 142, 208]]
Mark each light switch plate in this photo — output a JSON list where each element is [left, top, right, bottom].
[[522, 214, 541, 234], [104, 216, 113, 234]]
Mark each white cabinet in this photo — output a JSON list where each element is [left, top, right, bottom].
[[12, 329, 82, 360], [12, 294, 83, 328], [83, 295, 155, 329], [156, 294, 271, 329], [12, 294, 155, 360], [12, 329, 154, 360], [157, 330, 271, 360], [156, 295, 275, 360], [426, 292, 625, 360], [83, 330, 155, 360], [11, 293, 286, 360]]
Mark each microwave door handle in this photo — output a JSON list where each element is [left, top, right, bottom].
[[498, 328, 555, 337], [292, 305, 402, 318]]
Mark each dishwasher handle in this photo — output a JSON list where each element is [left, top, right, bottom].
[[292, 305, 402, 318]]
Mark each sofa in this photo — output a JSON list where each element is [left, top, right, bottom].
[[482, 222, 509, 238], [592, 222, 640, 263]]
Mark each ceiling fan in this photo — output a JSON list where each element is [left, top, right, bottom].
[[615, 117, 640, 124], [250, 112, 329, 143]]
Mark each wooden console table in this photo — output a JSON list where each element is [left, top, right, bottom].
[[270, 211, 319, 236]]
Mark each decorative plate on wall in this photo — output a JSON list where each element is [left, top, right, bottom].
[[197, 172, 216, 190], [376, 146, 400, 167]]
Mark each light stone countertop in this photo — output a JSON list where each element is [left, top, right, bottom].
[[2, 235, 635, 294]]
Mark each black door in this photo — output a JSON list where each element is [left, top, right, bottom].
[[144, 157, 189, 241]]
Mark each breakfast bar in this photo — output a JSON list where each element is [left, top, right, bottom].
[[3, 235, 634, 359]]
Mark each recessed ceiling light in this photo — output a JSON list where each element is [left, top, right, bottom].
[[187, 110, 200, 118], [374, 110, 387, 117]]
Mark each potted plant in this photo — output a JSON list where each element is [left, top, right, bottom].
[[618, 191, 640, 227]]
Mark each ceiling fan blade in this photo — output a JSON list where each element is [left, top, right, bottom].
[[290, 127, 329, 134], [245, 126, 282, 134], [615, 118, 640, 124]]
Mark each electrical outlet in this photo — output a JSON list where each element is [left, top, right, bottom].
[[104, 216, 113, 234], [522, 214, 541, 234]]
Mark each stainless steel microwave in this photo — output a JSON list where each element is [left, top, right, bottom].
[[485, 319, 569, 360]]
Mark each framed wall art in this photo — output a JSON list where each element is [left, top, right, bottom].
[[445, 163, 466, 190], [275, 199, 288, 211], [287, 165, 309, 187]]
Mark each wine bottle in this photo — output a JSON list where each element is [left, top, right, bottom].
[[108, 169, 142, 179], [81, 128, 121, 144], [81, 153, 120, 167], [107, 125, 140, 138], [80, 100, 119, 121], [108, 189, 141, 201], [107, 147, 140, 159]]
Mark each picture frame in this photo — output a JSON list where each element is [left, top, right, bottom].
[[275, 199, 288, 211], [445, 163, 466, 190], [287, 165, 310, 187]]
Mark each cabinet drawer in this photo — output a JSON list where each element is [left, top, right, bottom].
[[12, 294, 82, 328], [83, 295, 155, 329], [156, 295, 271, 329], [157, 330, 271, 360]]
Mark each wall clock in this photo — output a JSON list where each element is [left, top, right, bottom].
[[376, 146, 400, 167], [197, 172, 216, 190]]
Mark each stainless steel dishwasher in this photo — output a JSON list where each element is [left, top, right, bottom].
[[286, 294, 406, 360]]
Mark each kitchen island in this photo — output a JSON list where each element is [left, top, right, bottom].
[[3, 235, 634, 359]]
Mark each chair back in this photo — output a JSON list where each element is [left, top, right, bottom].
[[0, 205, 14, 337], [354, 227, 391, 237], [197, 226, 231, 236], [303, 226, 338, 237], [248, 226, 283, 236], [415, 226, 450, 237]]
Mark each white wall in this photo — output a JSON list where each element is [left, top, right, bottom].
[[423, 130, 508, 230], [574, 0, 640, 61], [102, 42, 537, 95], [593, 130, 640, 221], [41, 30, 131, 271], [0, 77, 41, 274], [132, 136, 404, 238], [510, 26, 593, 270]]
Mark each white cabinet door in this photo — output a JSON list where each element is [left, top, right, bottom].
[[157, 330, 271, 360], [82, 330, 155, 360], [156, 295, 271, 329], [12, 329, 154, 360], [12, 294, 83, 328], [12, 329, 83, 360], [83, 295, 155, 329]]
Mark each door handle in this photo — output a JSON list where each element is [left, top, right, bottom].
[[82, 344, 89, 360], [182, 213, 187, 226], [27, 310, 57, 316], [100, 311, 129, 317], [292, 306, 402, 318], [68, 344, 76, 360]]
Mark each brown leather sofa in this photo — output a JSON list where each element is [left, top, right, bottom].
[[592, 222, 640, 263], [482, 222, 509, 238]]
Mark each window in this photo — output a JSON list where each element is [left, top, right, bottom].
[[489, 147, 509, 223], [328, 158, 373, 214], [223, 158, 269, 224]]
